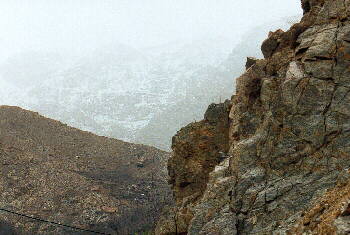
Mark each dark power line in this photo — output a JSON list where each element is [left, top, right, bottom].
[[0, 208, 112, 235]]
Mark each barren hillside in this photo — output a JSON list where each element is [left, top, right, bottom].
[[0, 106, 171, 235]]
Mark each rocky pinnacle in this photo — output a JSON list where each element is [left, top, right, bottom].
[[156, 0, 350, 234]]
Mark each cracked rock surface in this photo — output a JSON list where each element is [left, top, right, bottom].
[[156, 0, 350, 234]]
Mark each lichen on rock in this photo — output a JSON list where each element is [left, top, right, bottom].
[[156, 0, 350, 234]]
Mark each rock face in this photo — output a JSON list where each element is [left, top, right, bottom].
[[156, 0, 350, 234], [0, 106, 171, 235], [159, 101, 231, 234]]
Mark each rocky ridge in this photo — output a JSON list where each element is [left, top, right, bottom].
[[156, 0, 350, 234]]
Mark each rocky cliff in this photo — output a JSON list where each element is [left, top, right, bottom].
[[0, 106, 171, 235], [156, 0, 350, 234]]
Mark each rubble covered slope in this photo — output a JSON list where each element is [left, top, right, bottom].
[[0, 106, 171, 235], [156, 0, 350, 234]]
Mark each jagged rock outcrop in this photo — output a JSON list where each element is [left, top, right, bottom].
[[0, 106, 172, 235], [158, 101, 231, 234], [157, 0, 350, 234], [245, 57, 258, 70]]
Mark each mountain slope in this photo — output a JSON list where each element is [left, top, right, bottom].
[[0, 23, 300, 151], [0, 106, 171, 235]]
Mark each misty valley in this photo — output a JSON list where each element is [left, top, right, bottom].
[[5, 1, 350, 234]]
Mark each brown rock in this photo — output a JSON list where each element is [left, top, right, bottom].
[[101, 206, 118, 213], [245, 57, 258, 70], [261, 29, 284, 58], [156, 101, 231, 233]]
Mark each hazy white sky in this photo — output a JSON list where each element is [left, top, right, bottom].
[[0, 0, 301, 60]]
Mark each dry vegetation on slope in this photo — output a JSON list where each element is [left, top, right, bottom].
[[0, 106, 172, 235]]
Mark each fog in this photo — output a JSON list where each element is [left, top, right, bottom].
[[0, 0, 300, 61], [0, 1, 301, 150]]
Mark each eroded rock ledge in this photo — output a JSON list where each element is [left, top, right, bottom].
[[157, 0, 350, 234]]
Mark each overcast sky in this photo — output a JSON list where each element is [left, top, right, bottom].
[[0, 0, 301, 61]]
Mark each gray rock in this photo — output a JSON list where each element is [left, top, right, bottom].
[[156, 1, 350, 234]]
